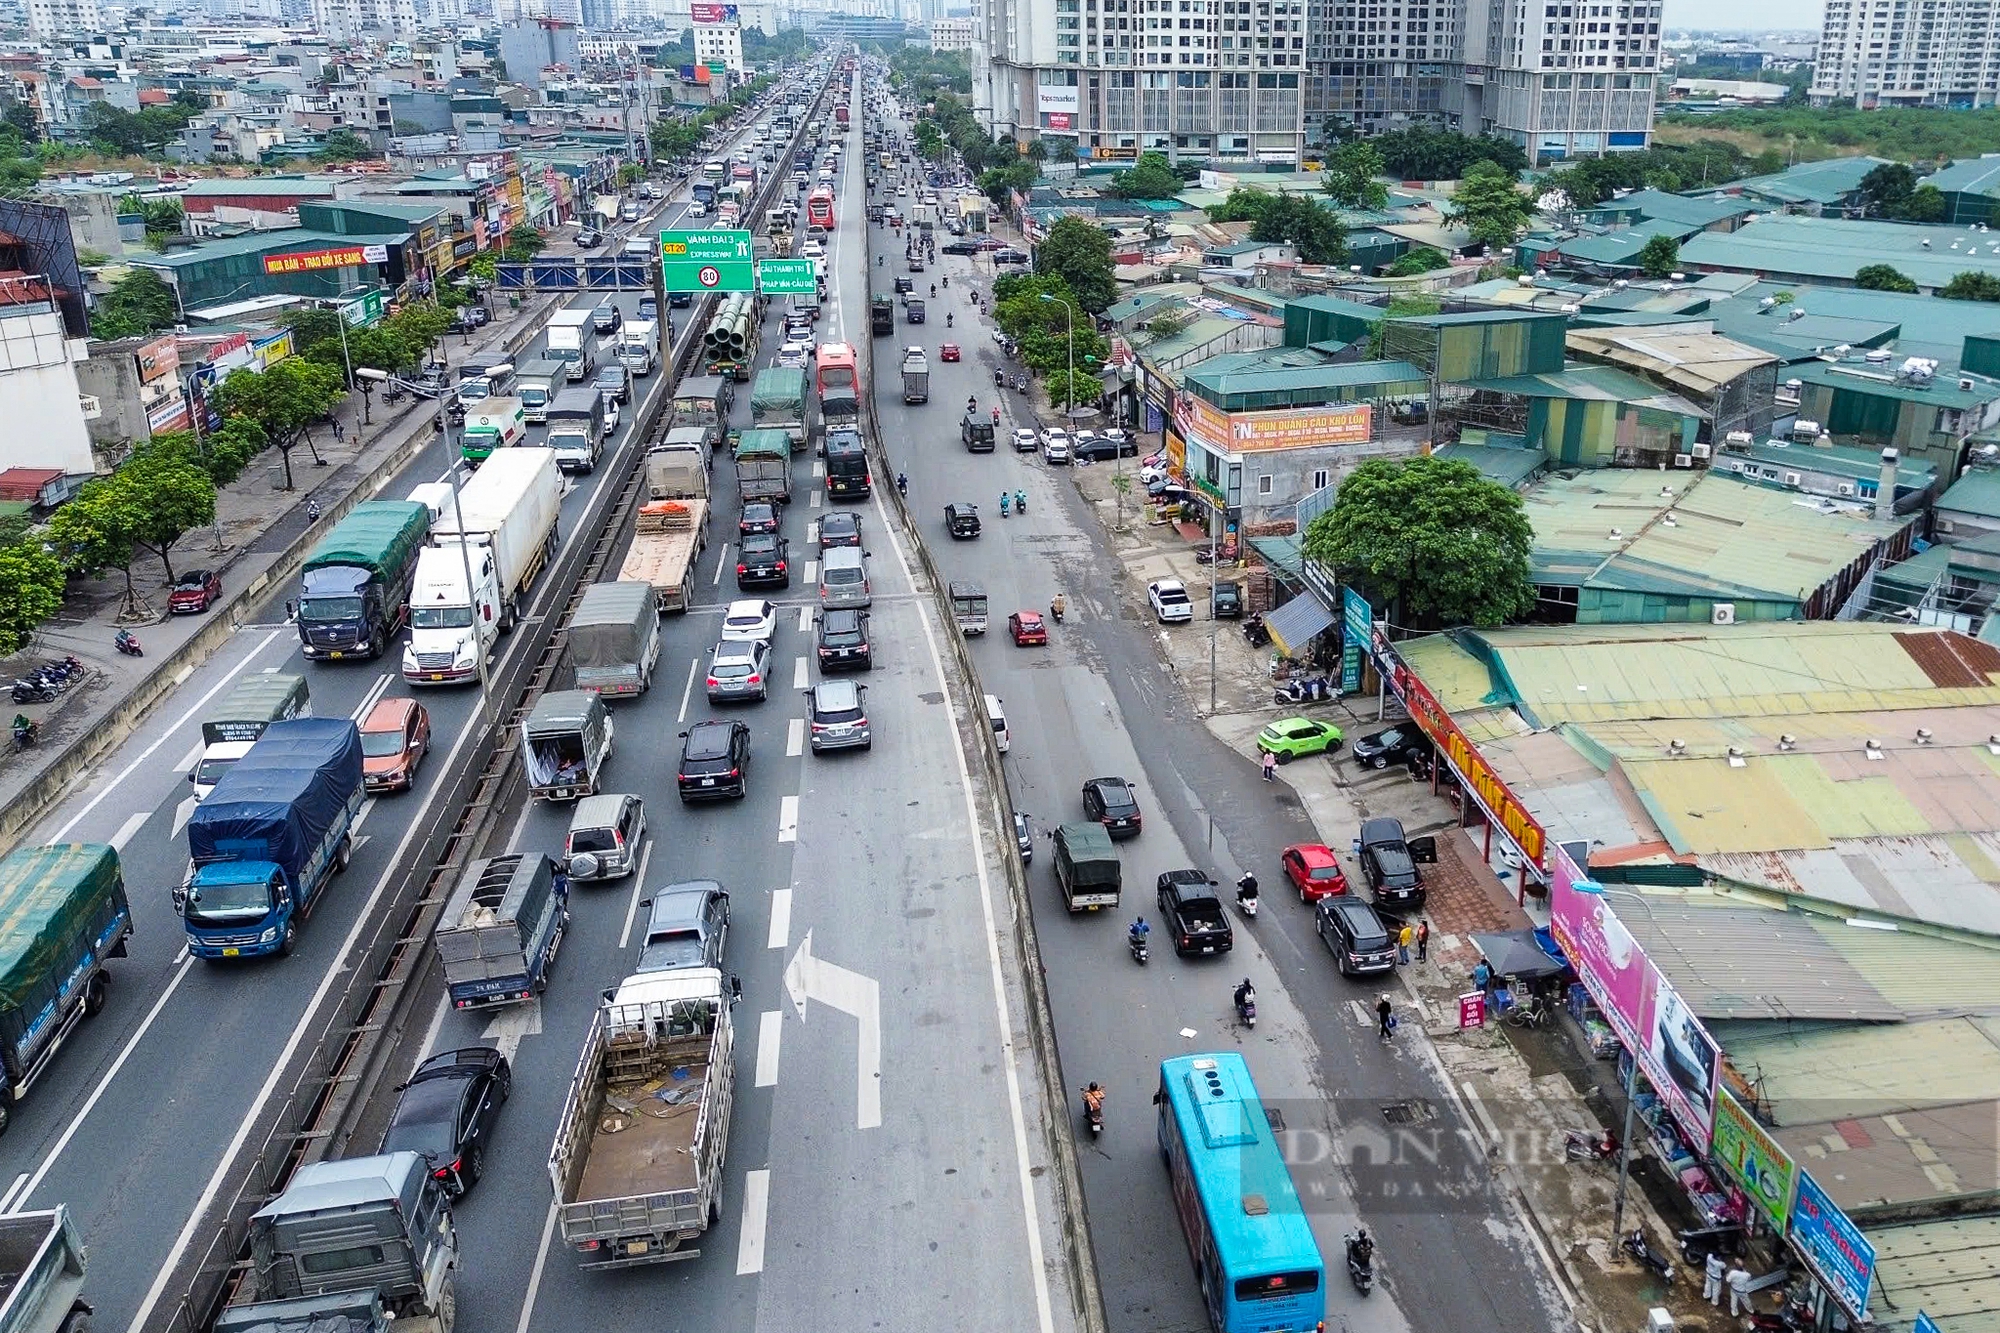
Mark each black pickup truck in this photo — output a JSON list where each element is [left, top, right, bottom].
[[1157, 869, 1233, 957]]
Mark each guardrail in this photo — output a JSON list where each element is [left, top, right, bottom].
[[147, 79, 838, 1333], [854, 96, 1109, 1333]]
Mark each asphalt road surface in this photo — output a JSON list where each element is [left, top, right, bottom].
[[0, 73, 1077, 1333]]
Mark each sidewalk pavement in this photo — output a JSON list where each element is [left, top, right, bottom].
[[1061, 452, 1751, 1333], [0, 287, 559, 826]]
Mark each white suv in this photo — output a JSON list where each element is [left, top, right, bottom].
[[1040, 428, 1072, 465], [1148, 579, 1195, 624]]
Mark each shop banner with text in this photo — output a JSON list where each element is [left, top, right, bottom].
[[1711, 1090, 1798, 1233], [1790, 1170, 1874, 1321]]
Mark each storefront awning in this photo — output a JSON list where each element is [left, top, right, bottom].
[[1264, 591, 1335, 656]]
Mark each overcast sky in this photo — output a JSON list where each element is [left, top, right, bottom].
[[1666, 0, 1821, 33]]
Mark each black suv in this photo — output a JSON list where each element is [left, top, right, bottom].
[[945, 503, 981, 539], [1081, 777, 1143, 839], [817, 511, 863, 551], [592, 301, 622, 334], [678, 720, 750, 801], [942, 239, 979, 256], [1352, 726, 1432, 771], [736, 533, 790, 588], [1072, 432, 1138, 462], [1358, 816, 1430, 909], [739, 501, 781, 538], [816, 608, 872, 670], [382, 1047, 511, 1198], [1316, 896, 1398, 977]]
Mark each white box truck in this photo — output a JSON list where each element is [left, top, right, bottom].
[[617, 319, 658, 376], [548, 308, 596, 382], [404, 447, 562, 685]]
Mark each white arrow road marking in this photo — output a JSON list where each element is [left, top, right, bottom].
[[170, 795, 197, 838], [791, 657, 808, 690], [755, 1010, 782, 1086], [768, 888, 791, 949], [111, 811, 148, 851], [786, 718, 804, 757], [482, 1001, 544, 1064], [737, 1169, 771, 1275], [781, 929, 882, 1129]]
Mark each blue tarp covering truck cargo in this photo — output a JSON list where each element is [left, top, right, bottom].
[[0, 842, 131, 1131], [180, 718, 364, 961]]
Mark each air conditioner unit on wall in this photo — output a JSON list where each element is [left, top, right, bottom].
[[1691, 442, 1711, 458], [1673, 453, 1693, 468], [1712, 603, 1737, 625]]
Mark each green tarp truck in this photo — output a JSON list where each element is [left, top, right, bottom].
[[298, 501, 431, 662], [750, 367, 811, 453], [0, 843, 132, 1134], [733, 429, 793, 505]]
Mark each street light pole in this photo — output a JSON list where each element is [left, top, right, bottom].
[[356, 368, 492, 715]]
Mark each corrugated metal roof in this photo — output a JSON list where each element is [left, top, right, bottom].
[[1925, 155, 2000, 199], [1566, 327, 1777, 397], [1938, 467, 2000, 520], [1182, 357, 1427, 404], [1706, 281, 1990, 369], [1593, 187, 1761, 229], [1680, 214, 2000, 289], [1867, 1214, 2000, 1333], [1434, 442, 1547, 489], [1726, 1016, 2000, 1124], [1794, 360, 2000, 410], [182, 177, 339, 198], [1524, 468, 1906, 601], [1809, 916, 2000, 1020], [1610, 891, 1901, 1019], [1455, 362, 1705, 416], [1728, 156, 1893, 205]]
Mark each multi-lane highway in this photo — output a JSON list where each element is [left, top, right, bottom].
[[0, 62, 1078, 1333]]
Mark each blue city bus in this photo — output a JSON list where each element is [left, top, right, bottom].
[[1157, 1053, 1326, 1333]]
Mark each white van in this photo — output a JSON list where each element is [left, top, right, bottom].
[[818, 547, 871, 609], [984, 694, 1009, 753], [404, 481, 459, 525]]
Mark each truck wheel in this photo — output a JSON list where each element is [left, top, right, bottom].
[[58, 1312, 89, 1333], [82, 972, 108, 1018], [0, 1092, 13, 1137], [433, 1276, 458, 1333], [277, 922, 298, 958], [370, 630, 386, 660], [335, 835, 353, 873]]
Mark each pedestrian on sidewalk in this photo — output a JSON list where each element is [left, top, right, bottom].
[[1726, 1260, 1754, 1316], [1260, 750, 1276, 782], [1416, 919, 1431, 961], [1376, 995, 1394, 1042], [1472, 957, 1494, 1001], [1703, 1250, 1727, 1306], [1397, 922, 1413, 965], [331, 417, 345, 444]]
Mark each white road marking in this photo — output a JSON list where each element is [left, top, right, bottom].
[[1349, 999, 1372, 1027], [777, 794, 798, 843], [618, 839, 655, 949], [807, 520, 819, 545], [865, 459, 1059, 1333], [22, 953, 195, 1209], [513, 1203, 562, 1333], [712, 542, 731, 585], [260, 665, 278, 674], [791, 657, 808, 690], [348, 797, 378, 837], [110, 811, 149, 851], [812, 460, 826, 478], [804, 559, 820, 583], [809, 489, 822, 508], [736, 1168, 772, 1275], [169, 795, 198, 838], [796, 604, 812, 632], [51, 628, 287, 841], [677, 657, 699, 724], [786, 718, 805, 757], [781, 930, 882, 1130], [768, 888, 791, 949], [175, 742, 203, 773], [755, 1009, 783, 1087], [120, 658, 514, 1331], [0, 1173, 27, 1213], [482, 1002, 543, 1065]]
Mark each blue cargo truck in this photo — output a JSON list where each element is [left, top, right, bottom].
[[297, 501, 431, 661], [178, 718, 365, 961], [0, 843, 132, 1136]]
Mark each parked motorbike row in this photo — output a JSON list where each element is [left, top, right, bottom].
[[1273, 674, 1338, 706], [11, 656, 84, 705]]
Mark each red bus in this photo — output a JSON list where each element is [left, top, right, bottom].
[[816, 343, 858, 397], [807, 186, 836, 230]]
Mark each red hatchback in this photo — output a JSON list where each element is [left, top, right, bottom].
[[1281, 843, 1350, 901], [939, 342, 962, 362], [168, 569, 222, 614], [1007, 610, 1047, 646]]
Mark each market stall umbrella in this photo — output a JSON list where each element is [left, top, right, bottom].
[[1470, 929, 1566, 982]]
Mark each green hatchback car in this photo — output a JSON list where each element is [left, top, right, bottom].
[[1257, 717, 1345, 763]]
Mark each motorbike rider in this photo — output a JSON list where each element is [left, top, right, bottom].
[[1234, 977, 1256, 1013], [1128, 915, 1150, 948], [967, 394, 978, 416], [999, 492, 1011, 516], [1014, 488, 1026, 513], [1082, 1082, 1106, 1117], [994, 367, 1004, 389], [895, 471, 908, 496], [947, 312, 954, 327], [1348, 1229, 1375, 1271], [1236, 872, 1259, 907], [930, 283, 937, 298], [1050, 591, 1067, 622], [990, 405, 1000, 426], [306, 499, 322, 522], [11, 713, 33, 744]]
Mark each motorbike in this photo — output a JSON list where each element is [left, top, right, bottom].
[[1621, 1229, 1674, 1284], [895, 473, 908, 496], [1345, 1235, 1375, 1294], [10, 678, 55, 705], [998, 495, 1011, 518], [1272, 675, 1335, 706], [1677, 1223, 1746, 1267], [1563, 1128, 1620, 1165], [10, 720, 35, 752], [1014, 374, 1027, 393], [1050, 596, 1066, 624], [114, 629, 143, 658], [1081, 1089, 1104, 1137], [1128, 929, 1150, 965], [1243, 614, 1271, 648], [1014, 490, 1026, 515], [1234, 985, 1257, 1029], [994, 368, 1004, 389]]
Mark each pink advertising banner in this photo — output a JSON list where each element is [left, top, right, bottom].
[[1549, 846, 1722, 1151]]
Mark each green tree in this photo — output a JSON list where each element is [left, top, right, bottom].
[[1384, 246, 1450, 277], [1903, 183, 1947, 222], [1855, 263, 1919, 293], [1858, 161, 1918, 216], [1372, 126, 1528, 180], [991, 273, 1109, 378], [500, 227, 546, 262], [212, 358, 344, 491], [1302, 455, 1535, 628], [1250, 194, 1349, 265], [1941, 271, 2000, 302], [1106, 152, 1183, 201], [146, 420, 266, 487], [1447, 160, 1530, 252], [1367, 294, 1442, 357], [0, 540, 65, 655], [1033, 215, 1116, 313], [976, 160, 1036, 206], [616, 163, 644, 186], [469, 252, 499, 282], [1321, 141, 1388, 211], [90, 268, 177, 340], [1636, 233, 1681, 279], [107, 450, 217, 586], [1044, 367, 1101, 414], [1208, 186, 1278, 226], [2, 102, 38, 143], [317, 129, 375, 163]]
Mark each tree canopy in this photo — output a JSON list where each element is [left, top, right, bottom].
[[1320, 141, 1388, 211], [1636, 234, 1680, 279], [1371, 127, 1528, 180], [1384, 246, 1450, 277], [1106, 152, 1184, 201], [990, 272, 1110, 379], [90, 268, 177, 340], [1033, 216, 1116, 313], [1942, 271, 2000, 302], [213, 358, 344, 490], [1447, 161, 1531, 252], [0, 540, 64, 656], [1855, 263, 1919, 293], [1302, 455, 1536, 628]]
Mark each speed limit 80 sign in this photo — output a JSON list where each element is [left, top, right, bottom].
[[661, 229, 754, 293]]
